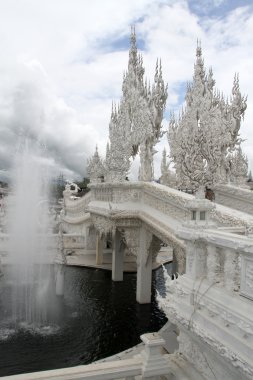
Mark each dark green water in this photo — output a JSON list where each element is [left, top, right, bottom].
[[0, 264, 170, 376]]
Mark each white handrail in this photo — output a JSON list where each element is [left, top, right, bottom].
[[1, 333, 170, 380]]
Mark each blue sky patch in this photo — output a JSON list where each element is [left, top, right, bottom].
[[94, 33, 146, 55], [188, 0, 253, 18]]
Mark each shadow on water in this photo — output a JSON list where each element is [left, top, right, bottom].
[[0, 263, 171, 376]]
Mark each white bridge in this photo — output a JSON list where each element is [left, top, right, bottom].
[[56, 180, 253, 380]]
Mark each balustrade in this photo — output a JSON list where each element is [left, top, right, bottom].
[[185, 233, 253, 299], [1, 333, 170, 380]]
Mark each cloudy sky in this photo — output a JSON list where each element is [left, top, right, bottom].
[[0, 0, 252, 181]]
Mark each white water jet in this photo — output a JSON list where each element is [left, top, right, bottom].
[[7, 139, 52, 326]]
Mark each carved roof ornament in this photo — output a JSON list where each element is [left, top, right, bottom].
[[87, 145, 105, 184], [226, 145, 248, 185], [105, 27, 168, 183], [168, 42, 247, 190]]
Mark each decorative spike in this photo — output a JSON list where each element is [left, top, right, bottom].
[[155, 58, 159, 80], [196, 38, 202, 57], [130, 25, 136, 46], [159, 58, 162, 78], [111, 101, 114, 117]]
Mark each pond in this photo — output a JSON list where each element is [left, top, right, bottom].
[[0, 264, 171, 376]]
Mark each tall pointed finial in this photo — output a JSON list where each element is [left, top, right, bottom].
[[128, 25, 138, 70], [232, 72, 240, 95], [159, 58, 162, 77], [130, 25, 136, 46], [196, 38, 202, 57], [111, 101, 114, 118], [154, 58, 159, 81]]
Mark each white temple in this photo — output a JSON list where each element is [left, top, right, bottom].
[[8, 29, 253, 380], [53, 29, 253, 380]]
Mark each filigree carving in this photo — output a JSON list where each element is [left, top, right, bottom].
[[212, 207, 253, 229], [121, 227, 140, 258], [90, 214, 115, 237]]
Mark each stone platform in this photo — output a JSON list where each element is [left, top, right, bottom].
[[65, 247, 173, 272]]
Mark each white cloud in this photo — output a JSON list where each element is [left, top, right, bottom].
[[0, 0, 252, 182]]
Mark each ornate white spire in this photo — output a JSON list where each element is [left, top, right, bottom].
[[87, 146, 105, 184], [106, 28, 168, 183], [168, 44, 247, 190]]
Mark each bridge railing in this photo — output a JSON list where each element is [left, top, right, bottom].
[[214, 184, 253, 215], [180, 226, 253, 298], [89, 181, 193, 222], [62, 192, 91, 220], [206, 234, 253, 299], [1, 333, 171, 380]]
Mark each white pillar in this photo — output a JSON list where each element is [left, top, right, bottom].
[[112, 229, 124, 281], [55, 264, 64, 296], [96, 234, 104, 265], [137, 227, 152, 304]]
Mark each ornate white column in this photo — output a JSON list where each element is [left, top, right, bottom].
[[112, 229, 124, 281], [136, 227, 153, 304], [96, 234, 104, 265], [120, 223, 154, 303]]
